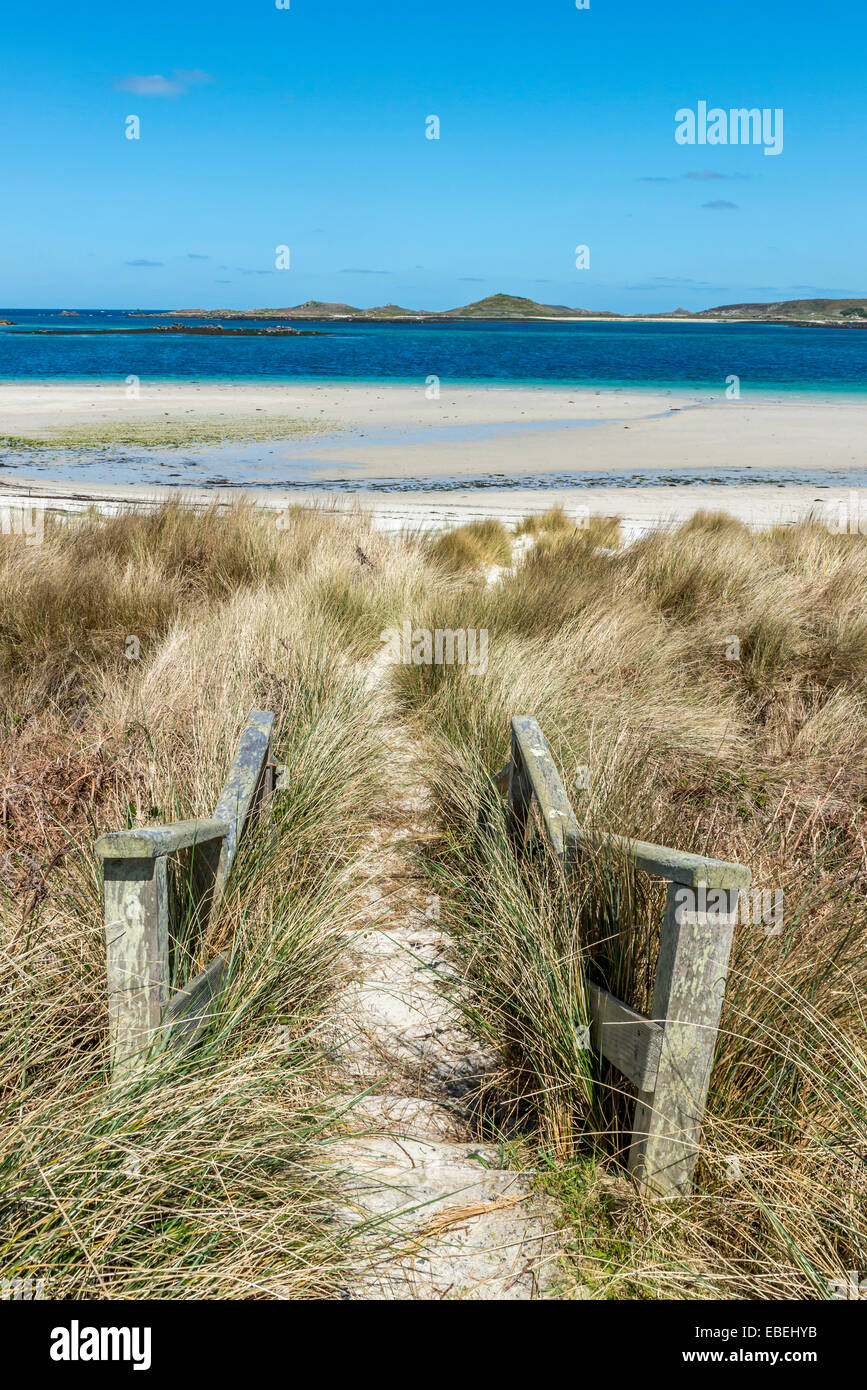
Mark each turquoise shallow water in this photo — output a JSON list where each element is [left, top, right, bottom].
[[2, 311, 864, 493], [2, 311, 867, 393]]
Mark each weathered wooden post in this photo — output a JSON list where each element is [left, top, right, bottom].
[[627, 877, 746, 1195], [99, 853, 170, 1080], [96, 710, 279, 1077], [495, 714, 750, 1198], [95, 819, 229, 1077], [510, 717, 578, 863]]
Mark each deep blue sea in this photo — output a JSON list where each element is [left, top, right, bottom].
[[2, 309, 867, 393]]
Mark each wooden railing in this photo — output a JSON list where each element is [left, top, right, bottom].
[[496, 715, 751, 1197], [96, 710, 283, 1078]]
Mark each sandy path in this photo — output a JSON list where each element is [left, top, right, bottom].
[[327, 663, 557, 1299]]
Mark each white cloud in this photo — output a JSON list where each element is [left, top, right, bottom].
[[113, 70, 214, 97]]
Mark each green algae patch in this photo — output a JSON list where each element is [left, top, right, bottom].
[[0, 415, 339, 449]]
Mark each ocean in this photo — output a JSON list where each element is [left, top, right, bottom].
[[2, 310, 867, 393]]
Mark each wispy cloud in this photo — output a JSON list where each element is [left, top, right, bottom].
[[113, 70, 214, 97], [703, 199, 738, 210], [458, 276, 485, 282], [186, 252, 209, 260], [126, 258, 164, 267], [339, 267, 392, 275], [639, 171, 748, 184], [623, 278, 851, 298], [687, 169, 748, 181], [623, 276, 729, 291]]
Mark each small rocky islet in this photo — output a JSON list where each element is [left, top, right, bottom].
[[19, 322, 326, 337]]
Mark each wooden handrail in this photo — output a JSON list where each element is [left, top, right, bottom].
[[95, 819, 230, 861], [213, 709, 275, 900], [573, 829, 750, 891], [98, 710, 275, 1077], [508, 717, 580, 860], [500, 714, 750, 1197], [508, 715, 748, 888]]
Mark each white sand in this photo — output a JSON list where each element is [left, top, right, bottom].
[[1, 381, 865, 532], [2, 380, 865, 478], [0, 379, 678, 434], [0, 478, 855, 542]]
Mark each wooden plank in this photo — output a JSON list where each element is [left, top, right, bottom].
[[95, 818, 229, 861], [587, 982, 663, 1091], [98, 710, 277, 1078], [627, 883, 742, 1195], [213, 710, 274, 898], [507, 715, 748, 887], [574, 827, 749, 891], [161, 953, 229, 1053], [499, 713, 748, 1195], [510, 716, 579, 860], [103, 855, 169, 1077]]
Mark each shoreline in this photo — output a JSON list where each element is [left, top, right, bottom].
[[2, 381, 866, 483], [10, 309, 859, 328], [0, 475, 855, 540], [3, 375, 866, 403]]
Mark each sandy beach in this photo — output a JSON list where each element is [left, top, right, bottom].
[[0, 476, 852, 541], [1, 380, 865, 531]]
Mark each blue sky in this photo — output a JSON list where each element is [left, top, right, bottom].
[[1, 0, 863, 312]]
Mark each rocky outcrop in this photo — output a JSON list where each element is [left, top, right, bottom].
[[28, 323, 325, 337]]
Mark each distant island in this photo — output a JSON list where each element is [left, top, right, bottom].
[[128, 292, 867, 326], [26, 323, 324, 338], [127, 294, 603, 322]]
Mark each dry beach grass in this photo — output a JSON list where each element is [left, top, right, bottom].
[[1, 499, 865, 1299], [395, 507, 867, 1297], [0, 503, 386, 1298]]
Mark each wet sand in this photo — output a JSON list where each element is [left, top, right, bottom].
[[0, 381, 865, 532]]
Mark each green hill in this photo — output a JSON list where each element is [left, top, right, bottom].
[[440, 293, 592, 318], [358, 303, 424, 318], [145, 292, 867, 326], [697, 298, 867, 322], [152, 291, 622, 320]]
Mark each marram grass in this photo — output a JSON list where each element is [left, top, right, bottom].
[[2, 500, 866, 1299]]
